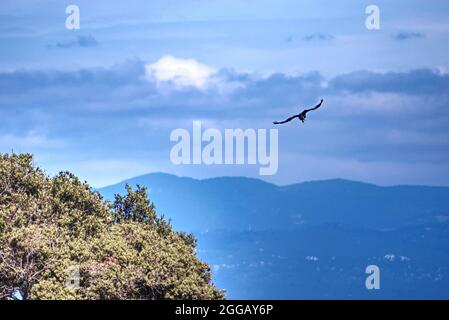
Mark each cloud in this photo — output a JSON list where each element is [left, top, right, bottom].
[[144, 56, 245, 94], [394, 32, 425, 41], [145, 56, 218, 90], [2, 59, 448, 108], [329, 69, 449, 95], [54, 35, 98, 49], [303, 33, 334, 41], [0, 60, 145, 95]]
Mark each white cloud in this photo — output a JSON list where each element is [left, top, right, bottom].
[[145, 55, 244, 93], [145, 55, 216, 90]]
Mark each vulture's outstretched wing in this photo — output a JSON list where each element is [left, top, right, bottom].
[[273, 114, 298, 125], [303, 99, 324, 114]]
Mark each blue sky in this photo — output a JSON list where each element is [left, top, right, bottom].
[[1, 0, 449, 187]]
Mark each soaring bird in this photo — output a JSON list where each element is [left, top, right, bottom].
[[273, 99, 324, 125]]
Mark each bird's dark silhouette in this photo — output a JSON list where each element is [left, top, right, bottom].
[[273, 99, 324, 125]]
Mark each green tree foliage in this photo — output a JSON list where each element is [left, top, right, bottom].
[[0, 154, 224, 300]]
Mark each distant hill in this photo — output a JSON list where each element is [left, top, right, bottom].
[[100, 173, 449, 232], [99, 173, 449, 299]]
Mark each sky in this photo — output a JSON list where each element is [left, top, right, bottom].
[[1, 0, 449, 187]]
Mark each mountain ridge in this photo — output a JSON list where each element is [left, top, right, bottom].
[[100, 172, 449, 191], [99, 172, 449, 233]]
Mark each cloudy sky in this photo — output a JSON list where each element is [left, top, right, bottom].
[[1, 0, 449, 187]]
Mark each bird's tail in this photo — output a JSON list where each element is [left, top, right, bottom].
[[273, 121, 280, 125]]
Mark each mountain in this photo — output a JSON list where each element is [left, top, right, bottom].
[[99, 173, 449, 299]]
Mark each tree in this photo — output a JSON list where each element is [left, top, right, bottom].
[[0, 153, 224, 300]]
